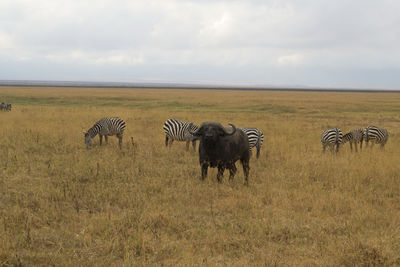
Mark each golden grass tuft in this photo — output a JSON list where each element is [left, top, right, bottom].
[[0, 86, 400, 265]]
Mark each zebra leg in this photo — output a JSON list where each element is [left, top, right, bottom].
[[228, 163, 237, 181], [256, 145, 261, 159], [349, 142, 353, 152], [192, 140, 196, 151], [201, 161, 208, 180], [117, 134, 123, 149], [105, 135, 108, 144], [186, 140, 190, 151], [99, 135, 103, 146], [322, 144, 326, 153], [165, 136, 169, 147], [216, 164, 225, 183]]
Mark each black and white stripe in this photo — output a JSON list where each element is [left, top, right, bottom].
[[342, 129, 363, 152], [363, 126, 389, 148], [0, 102, 11, 111], [321, 128, 343, 153], [163, 118, 199, 151], [239, 127, 264, 159], [84, 117, 126, 149]]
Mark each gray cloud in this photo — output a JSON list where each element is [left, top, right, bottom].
[[0, 0, 399, 88]]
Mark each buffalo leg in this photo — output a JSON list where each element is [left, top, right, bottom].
[[201, 161, 208, 180], [217, 164, 225, 183], [228, 163, 237, 181], [241, 159, 250, 186]]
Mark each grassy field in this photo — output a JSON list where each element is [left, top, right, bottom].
[[0, 86, 400, 266]]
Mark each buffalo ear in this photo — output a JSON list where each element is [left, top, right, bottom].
[[194, 127, 204, 136]]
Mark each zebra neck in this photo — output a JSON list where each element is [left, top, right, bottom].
[[88, 125, 101, 138], [342, 134, 351, 143]]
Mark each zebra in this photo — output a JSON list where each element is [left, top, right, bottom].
[[84, 117, 126, 149], [0, 102, 7, 111], [163, 118, 199, 151], [6, 103, 11, 111], [341, 129, 363, 152], [321, 128, 343, 153], [362, 126, 389, 149], [239, 127, 264, 159]]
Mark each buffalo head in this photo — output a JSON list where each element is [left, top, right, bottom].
[[189, 122, 236, 143]]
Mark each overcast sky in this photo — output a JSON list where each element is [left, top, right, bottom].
[[1, 0, 399, 89]]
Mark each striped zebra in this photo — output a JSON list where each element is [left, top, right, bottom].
[[163, 118, 199, 151], [342, 129, 363, 152], [84, 117, 126, 149], [239, 127, 264, 159], [321, 128, 343, 153], [363, 126, 389, 149], [0, 102, 8, 111]]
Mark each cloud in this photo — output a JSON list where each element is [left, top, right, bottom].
[[278, 54, 304, 67], [0, 0, 399, 88]]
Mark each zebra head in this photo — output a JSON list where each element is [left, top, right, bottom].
[[84, 132, 94, 148]]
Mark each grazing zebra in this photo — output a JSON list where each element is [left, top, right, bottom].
[[342, 129, 363, 152], [239, 127, 264, 159], [84, 117, 126, 149], [363, 126, 389, 149], [0, 102, 7, 111], [163, 118, 199, 151], [321, 128, 343, 153]]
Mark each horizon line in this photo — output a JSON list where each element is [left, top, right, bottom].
[[1, 79, 400, 93]]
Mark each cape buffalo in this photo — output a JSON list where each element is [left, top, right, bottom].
[[189, 122, 250, 185]]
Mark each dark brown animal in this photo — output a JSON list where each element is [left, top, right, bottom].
[[189, 122, 250, 185]]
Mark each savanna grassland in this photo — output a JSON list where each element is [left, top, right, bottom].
[[0, 86, 400, 266]]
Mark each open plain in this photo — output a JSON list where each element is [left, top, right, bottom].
[[0, 86, 399, 266]]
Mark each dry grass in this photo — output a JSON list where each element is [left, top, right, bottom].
[[0, 86, 400, 266]]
